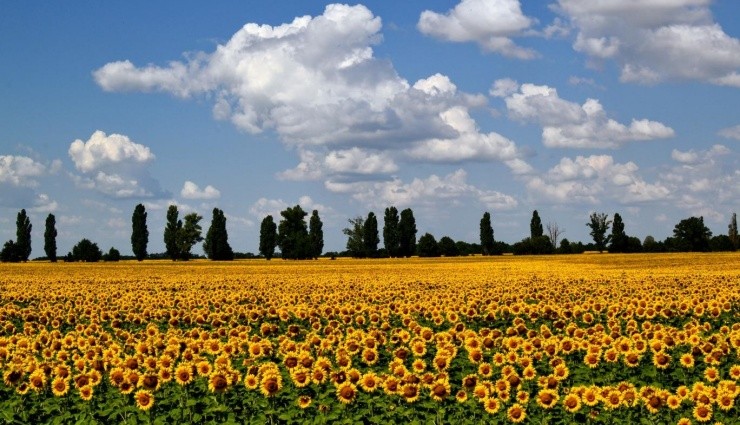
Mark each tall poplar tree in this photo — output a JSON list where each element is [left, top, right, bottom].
[[729, 213, 738, 249], [164, 205, 181, 261], [204, 208, 233, 260], [363, 212, 379, 258], [399, 208, 417, 258], [480, 212, 494, 256], [131, 203, 149, 261], [383, 206, 400, 258], [609, 213, 628, 253], [530, 210, 543, 239], [44, 213, 57, 262], [16, 209, 32, 262], [308, 210, 324, 259], [259, 215, 277, 260]]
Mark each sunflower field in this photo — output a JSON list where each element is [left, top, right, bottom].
[[1, 253, 739, 424]]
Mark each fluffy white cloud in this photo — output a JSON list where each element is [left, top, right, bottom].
[[29, 193, 58, 213], [494, 80, 674, 148], [555, 0, 740, 86], [718, 125, 740, 140], [68, 130, 154, 173], [324, 148, 398, 175], [417, 0, 537, 59], [0, 155, 46, 187], [526, 155, 670, 204], [180, 181, 221, 200], [325, 169, 518, 211], [249, 195, 330, 220]]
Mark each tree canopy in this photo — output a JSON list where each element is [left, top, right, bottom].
[[587, 212, 612, 253], [44, 213, 57, 262], [277, 205, 311, 260], [480, 212, 494, 256], [673, 216, 712, 252], [204, 208, 234, 261], [398, 208, 417, 258], [131, 203, 149, 261], [383, 207, 400, 258], [309, 210, 324, 259], [259, 215, 278, 260]]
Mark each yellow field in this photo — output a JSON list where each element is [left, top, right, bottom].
[[1, 253, 739, 424]]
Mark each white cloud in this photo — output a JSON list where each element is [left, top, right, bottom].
[[249, 196, 330, 220], [0, 155, 46, 187], [718, 125, 740, 140], [496, 81, 674, 148], [671, 149, 700, 164], [180, 181, 221, 200], [68, 130, 154, 173], [526, 155, 670, 204], [417, 0, 537, 59], [555, 0, 740, 86], [324, 148, 398, 175], [29, 193, 58, 213], [325, 169, 518, 211]]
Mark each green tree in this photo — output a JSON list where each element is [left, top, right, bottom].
[[308, 210, 324, 259], [204, 208, 234, 261], [363, 212, 379, 258], [530, 210, 543, 239], [44, 213, 57, 262], [673, 216, 712, 252], [131, 204, 149, 261], [480, 212, 494, 256], [587, 212, 612, 253], [383, 206, 400, 258], [103, 247, 121, 262], [259, 215, 278, 260], [418, 233, 440, 257], [164, 205, 181, 261], [70, 239, 103, 262], [343, 216, 365, 258], [277, 205, 311, 260], [16, 209, 32, 262], [178, 213, 204, 260], [729, 213, 738, 249], [608, 213, 628, 253], [1, 240, 20, 262], [438, 236, 459, 257], [399, 208, 417, 258]]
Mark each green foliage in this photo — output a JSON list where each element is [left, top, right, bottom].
[[479, 212, 494, 256], [178, 213, 204, 260], [15, 209, 32, 262], [277, 205, 311, 260], [363, 212, 379, 258], [309, 210, 324, 259], [259, 215, 278, 260], [164, 205, 181, 261], [343, 216, 365, 258], [70, 238, 103, 262], [204, 208, 234, 261], [709, 234, 735, 252], [398, 208, 416, 258], [417, 233, 440, 257], [673, 216, 712, 252], [103, 247, 121, 262], [44, 213, 57, 262], [728, 212, 738, 249], [587, 212, 612, 253], [438, 236, 459, 257], [1, 240, 20, 262], [530, 210, 543, 239], [131, 203, 149, 261], [383, 207, 400, 258], [513, 235, 554, 255]]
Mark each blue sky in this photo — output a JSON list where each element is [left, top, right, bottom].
[[1, 0, 739, 256]]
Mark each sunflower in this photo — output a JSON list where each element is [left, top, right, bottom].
[[478, 362, 493, 378], [208, 372, 229, 393], [3, 369, 23, 387], [411, 359, 426, 374], [28, 370, 46, 392], [553, 364, 569, 381], [260, 374, 282, 397], [456, 390, 468, 403], [604, 390, 623, 410], [515, 390, 529, 404], [506, 403, 527, 423], [400, 383, 420, 403], [717, 392, 734, 411], [582, 387, 599, 406], [692, 403, 712, 423], [482, 397, 501, 414], [311, 367, 328, 385], [336, 381, 357, 404], [624, 351, 641, 368], [679, 353, 695, 368], [703, 367, 719, 382], [361, 348, 379, 366], [563, 393, 581, 413], [291, 367, 311, 388], [430, 380, 450, 402], [140, 374, 160, 392], [244, 374, 259, 390], [79, 385, 93, 401], [583, 352, 600, 369], [536, 389, 559, 409], [16, 382, 29, 395], [652, 352, 671, 369], [120, 381, 135, 394], [196, 361, 212, 377], [175, 364, 193, 386], [51, 377, 69, 397], [359, 372, 379, 392], [297, 395, 312, 409], [135, 389, 154, 411]]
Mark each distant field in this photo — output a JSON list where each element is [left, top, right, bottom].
[[1, 253, 739, 424]]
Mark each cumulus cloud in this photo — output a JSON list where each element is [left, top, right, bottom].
[[555, 0, 740, 86], [0, 155, 46, 187], [718, 125, 740, 140], [180, 181, 221, 200], [68, 131, 166, 199], [249, 195, 330, 220], [417, 0, 537, 59], [325, 169, 518, 211], [526, 155, 670, 204], [493, 80, 674, 148]]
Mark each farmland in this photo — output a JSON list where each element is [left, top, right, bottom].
[[1, 253, 739, 424]]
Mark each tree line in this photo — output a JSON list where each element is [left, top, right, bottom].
[[1, 205, 738, 263]]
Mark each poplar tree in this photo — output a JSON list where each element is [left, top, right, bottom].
[[729, 213, 738, 249], [204, 208, 233, 260], [259, 215, 277, 260], [609, 213, 628, 253], [131, 204, 149, 261], [530, 210, 543, 239], [363, 212, 379, 258], [480, 212, 494, 256], [164, 205, 181, 261], [383, 206, 400, 258], [399, 208, 417, 257], [44, 213, 57, 262], [308, 210, 324, 259], [16, 209, 32, 262]]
